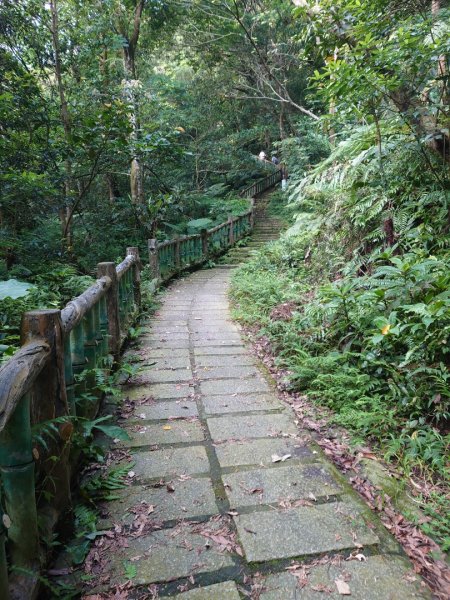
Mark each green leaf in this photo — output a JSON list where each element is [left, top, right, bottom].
[[94, 424, 130, 440], [0, 279, 33, 299]]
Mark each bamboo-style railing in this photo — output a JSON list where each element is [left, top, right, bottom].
[[0, 171, 280, 598], [149, 207, 254, 283], [0, 248, 141, 598]]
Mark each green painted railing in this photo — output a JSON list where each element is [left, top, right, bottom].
[[0, 248, 141, 599], [0, 169, 281, 597], [239, 168, 282, 198], [148, 206, 254, 283]]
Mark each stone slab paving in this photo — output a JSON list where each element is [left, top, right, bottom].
[[93, 266, 431, 598], [195, 365, 261, 380], [129, 399, 198, 421], [130, 446, 210, 479], [207, 413, 297, 441], [194, 345, 247, 356], [259, 555, 431, 599], [222, 463, 342, 507], [123, 420, 204, 447], [201, 378, 271, 395], [215, 438, 315, 468], [101, 477, 218, 525], [108, 524, 234, 586], [174, 581, 241, 599], [135, 367, 194, 384], [124, 382, 195, 401], [202, 392, 283, 415], [195, 354, 256, 367], [233, 500, 380, 562]]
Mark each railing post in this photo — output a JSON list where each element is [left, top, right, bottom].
[[201, 229, 209, 259], [148, 239, 160, 283], [97, 262, 120, 360], [22, 310, 69, 423], [70, 323, 87, 399], [175, 236, 181, 271], [250, 199, 255, 229], [21, 310, 71, 512], [126, 247, 141, 309], [0, 393, 40, 583], [82, 309, 98, 389], [63, 337, 76, 416], [228, 215, 235, 246]]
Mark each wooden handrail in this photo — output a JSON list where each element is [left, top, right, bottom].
[[0, 248, 142, 598], [0, 341, 50, 433], [240, 168, 282, 198], [116, 254, 136, 280], [61, 276, 112, 334], [148, 196, 255, 283]]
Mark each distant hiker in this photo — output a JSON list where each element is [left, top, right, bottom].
[[258, 150, 267, 161], [271, 155, 279, 165], [281, 163, 288, 190]]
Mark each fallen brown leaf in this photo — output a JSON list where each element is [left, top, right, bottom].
[[335, 579, 351, 595]]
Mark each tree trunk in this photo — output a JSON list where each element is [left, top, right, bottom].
[[328, 49, 338, 146], [119, 1, 145, 205], [50, 0, 74, 251], [279, 95, 286, 140]]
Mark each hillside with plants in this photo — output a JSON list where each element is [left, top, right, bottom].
[[231, 0, 450, 551]]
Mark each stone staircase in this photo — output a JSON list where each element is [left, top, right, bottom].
[[219, 191, 284, 265]]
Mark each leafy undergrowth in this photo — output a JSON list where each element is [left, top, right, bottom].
[[230, 237, 450, 553], [231, 119, 450, 555], [236, 319, 450, 596]]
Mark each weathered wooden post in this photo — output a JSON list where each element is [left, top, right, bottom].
[[201, 229, 209, 259], [21, 310, 71, 512], [0, 392, 40, 577], [22, 310, 69, 423], [148, 239, 160, 282], [93, 302, 105, 363], [228, 215, 235, 246], [97, 262, 121, 360], [125, 268, 134, 316], [98, 296, 109, 358], [126, 247, 141, 309], [118, 274, 126, 325]]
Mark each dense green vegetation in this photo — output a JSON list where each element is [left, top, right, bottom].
[[229, 0, 450, 550], [1, 0, 449, 553], [0, 0, 291, 357]]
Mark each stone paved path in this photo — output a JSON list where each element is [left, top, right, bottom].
[[97, 266, 432, 599]]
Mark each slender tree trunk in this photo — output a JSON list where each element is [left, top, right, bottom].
[[279, 94, 286, 140], [430, 0, 449, 159], [50, 0, 73, 250], [106, 174, 120, 204], [119, 0, 145, 205], [100, 47, 120, 203], [328, 48, 338, 146]]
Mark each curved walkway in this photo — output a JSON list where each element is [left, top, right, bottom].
[[85, 261, 432, 599]]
